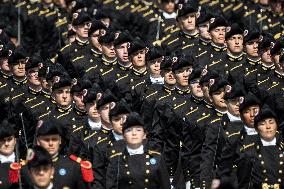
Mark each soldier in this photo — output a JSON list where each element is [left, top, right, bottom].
[[146, 46, 164, 85], [106, 112, 171, 189], [0, 46, 13, 96]]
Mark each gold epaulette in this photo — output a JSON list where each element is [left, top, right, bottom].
[[148, 150, 161, 155], [240, 143, 255, 152]]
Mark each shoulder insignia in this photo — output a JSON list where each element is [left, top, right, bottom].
[[232, 3, 243, 11], [72, 55, 85, 62], [146, 91, 158, 99], [228, 132, 240, 138], [240, 143, 255, 152], [16, 1, 26, 7], [197, 114, 210, 123], [168, 38, 179, 45], [110, 152, 122, 159], [84, 131, 97, 141], [148, 150, 161, 156], [60, 43, 71, 52], [97, 137, 108, 144], [210, 118, 221, 124]]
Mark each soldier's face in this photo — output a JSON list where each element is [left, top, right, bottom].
[[210, 26, 226, 45], [179, 13, 197, 32], [245, 40, 259, 57], [131, 49, 146, 69], [261, 48, 272, 63], [53, 86, 72, 107], [226, 97, 241, 117], [162, 1, 175, 13], [101, 43, 116, 58], [29, 165, 54, 189], [73, 92, 85, 110], [28, 68, 41, 86], [241, 105, 260, 128], [198, 23, 211, 40], [256, 118, 277, 141], [99, 103, 112, 125], [37, 135, 61, 156], [86, 101, 101, 121], [75, 22, 91, 39], [189, 79, 203, 98], [115, 42, 129, 63], [90, 30, 103, 51], [211, 88, 227, 109], [40, 78, 50, 91], [163, 69, 176, 85], [11, 59, 26, 78], [226, 34, 244, 54], [174, 66, 192, 86], [111, 114, 128, 135], [123, 126, 146, 148], [0, 58, 10, 72], [148, 57, 163, 77], [0, 136, 16, 156]]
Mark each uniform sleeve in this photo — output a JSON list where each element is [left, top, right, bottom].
[[106, 156, 120, 189], [157, 155, 171, 189], [92, 143, 108, 189], [236, 156, 253, 189]]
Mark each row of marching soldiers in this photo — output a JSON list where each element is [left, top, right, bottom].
[[0, 0, 284, 189]]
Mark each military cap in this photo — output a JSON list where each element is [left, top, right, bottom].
[[0, 46, 12, 58], [70, 0, 86, 13], [71, 78, 92, 93], [46, 64, 66, 82], [189, 66, 204, 82], [109, 100, 131, 120], [114, 31, 132, 47], [128, 38, 147, 56], [52, 75, 72, 91], [224, 82, 245, 100], [88, 20, 107, 35], [160, 56, 174, 70], [225, 23, 243, 40], [243, 29, 261, 43], [83, 84, 103, 104], [98, 30, 116, 44], [209, 77, 228, 95], [197, 7, 213, 26], [122, 112, 144, 133], [172, 55, 194, 72], [67, 29, 76, 38], [36, 120, 62, 137], [177, 1, 199, 19], [0, 119, 16, 139], [97, 89, 117, 110], [254, 106, 277, 127], [146, 46, 164, 62], [239, 92, 261, 113], [25, 54, 42, 71], [258, 33, 275, 51], [95, 8, 113, 20], [270, 39, 284, 56], [199, 69, 219, 85], [209, 17, 227, 31], [27, 146, 52, 169], [8, 47, 28, 65], [72, 11, 91, 26]]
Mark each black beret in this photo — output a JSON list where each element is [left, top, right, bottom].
[[197, 7, 213, 26], [52, 75, 72, 91], [172, 55, 194, 72], [224, 82, 245, 100], [128, 38, 147, 56], [122, 112, 144, 133], [177, 1, 199, 19], [8, 47, 28, 65], [27, 146, 52, 169], [72, 11, 91, 26], [199, 69, 219, 85], [270, 39, 284, 56], [209, 77, 228, 95], [0, 119, 16, 139], [114, 31, 132, 47], [239, 92, 261, 113], [88, 20, 107, 35], [258, 33, 275, 51], [98, 30, 116, 44], [209, 17, 227, 31], [71, 78, 92, 93], [25, 55, 43, 71], [146, 46, 164, 62], [188, 66, 204, 81], [160, 56, 174, 70], [109, 100, 131, 119], [243, 29, 261, 43], [36, 120, 62, 137], [83, 84, 103, 104], [254, 106, 277, 127], [225, 23, 243, 40], [97, 89, 117, 110]]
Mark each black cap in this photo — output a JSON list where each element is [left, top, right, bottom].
[[97, 89, 117, 110], [88, 20, 107, 35], [189, 66, 204, 81], [72, 11, 91, 26], [71, 78, 92, 93], [27, 146, 52, 169], [225, 23, 243, 40], [199, 69, 219, 85], [25, 55, 42, 71], [83, 84, 103, 104], [67, 29, 76, 38], [95, 8, 113, 20], [114, 31, 132, 47], [243, 29, 261, 43], [209, 77, 228, 95], [122, 112, 144, 133], [258, 33, 275, 52], [98, 30, 116, 44], [209, 17, 227, 31], [128, 38, 147, 56], [172, 55, 194, 72], [224, 82, 245, 100], [197, 6, 213, 26], [239, 92, 261, 113], [177, 1, 199, 19], [270, 39, 284, 56], [0, 119, 16, 139], [146, 46, 164, 62], [8, 47, 28, 65], [254, 106, 277, 127], [0, 46, 12, 59], [36, 120, 62, 137], [52, 75, 72, 91], [46, 64, 67, 82], [160, 56, 174, 70], [109, 100, 131, 120]]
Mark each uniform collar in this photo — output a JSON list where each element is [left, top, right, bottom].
[[112, 130, 123, 141], [261, 62, 275, 71], [127, 145, 144, 155], [42, 89, 51, 97], [203, 100, 214, 109], [175, 86, 190, 95], [51, 153, 59, 162], [0, 152, 15, 163], [211, 42, 227, 52], [28, 86, 42, 95], [247, 56, 261, 65], [75, 37, 89, 46], [215, 109, 227, 117], [261, 137, 276, 146], [13, 76, 27, 85], [227, 111, 241, 122], [102, 56, 117, 66], [163, 84, 175, 93], [181, 30, 199, 39], [88, 118, 102, 131], [34, 183, 53, 189], [275, 70, 284, 79], [74, 105, 87, 115], [200, 38, 211, 46], [91, 48, 102, 57], [56, 104, 72, 112], [0, 70, 12, 79], [244, 125, 258, 135], [227, 52, 244, 62], [162, 11, 176, 19], [117, 61, 132, 71], [132, 68, 148, 76], [191, 95, 202, 103], [150, 76, 164, 84]]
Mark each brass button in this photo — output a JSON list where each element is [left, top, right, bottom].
[[126, 171, 130, 175], [145, 179, 149, 182], [146, 170, 150, 174]]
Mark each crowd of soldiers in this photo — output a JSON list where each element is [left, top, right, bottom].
[[0, 0, 284, 188]]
